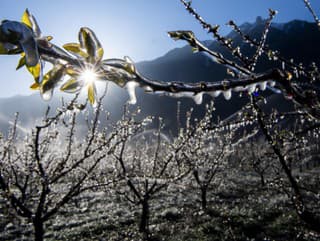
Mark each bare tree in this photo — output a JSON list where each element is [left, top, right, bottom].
[[109, 114, 193, 237], [241, 140, 277, 187], [107, 105, 223, 237], [173, 0, 320, 231], [184, 118, 231, 211], [250, 99, 320, 232], [0, 92, 129, 241]]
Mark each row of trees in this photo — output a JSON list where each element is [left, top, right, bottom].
[[1, 94, 319, 240], [175, 0, 320, 233]]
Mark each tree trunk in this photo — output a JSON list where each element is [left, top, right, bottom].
[[254, 100, 320, 233], [33, 218, 44, 241], [139, 198, 149, 234], [298, 209, 320, 233], [201, 187, 207, 211], [260, 174, 265, 187]]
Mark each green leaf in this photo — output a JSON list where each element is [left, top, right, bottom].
[[27, 62, 41, 82], [30, 81, 40, 90], [16, 54, 26, 70], [96, 47, 104, 62], [124, 56, 136, 74], [79, 27, 103, 63], [87, 82, 96, 105], [168, 31, 195, 42], [41, 64, 65, 99], [191, 47, 199, 53], [21, 9, 33, 29], [63, 43, 89, 58], [60, 78, 83, 93]]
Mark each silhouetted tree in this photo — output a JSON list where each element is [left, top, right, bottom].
[[110, 115, 192, 237], [0, 92, 132, 241]]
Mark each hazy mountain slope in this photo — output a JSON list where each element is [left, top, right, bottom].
[[0, 18, 319, 134]]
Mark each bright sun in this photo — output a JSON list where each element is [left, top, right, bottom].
[[80, 68, 99, 85]]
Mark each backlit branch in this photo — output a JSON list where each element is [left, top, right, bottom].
[[0, 9, 319, 119], [179, 0, 249, 66], [303, 0, 320, 28]]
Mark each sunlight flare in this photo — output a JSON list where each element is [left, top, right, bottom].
[[80, 68, 99, 85]]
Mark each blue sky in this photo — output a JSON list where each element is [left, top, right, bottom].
[[0, 0, 319, 98]]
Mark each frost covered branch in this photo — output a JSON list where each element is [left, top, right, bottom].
[[251, 96, 320, 232], [0, 8, 319, 119], [303, 0, 320, 28], [0, 92, 139, 240]]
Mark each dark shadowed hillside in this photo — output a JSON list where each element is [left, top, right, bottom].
[[137, 18, 320, 82], [0, 18, 319, 134]]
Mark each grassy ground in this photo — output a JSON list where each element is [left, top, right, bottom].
[[1, 166, 319, 241]]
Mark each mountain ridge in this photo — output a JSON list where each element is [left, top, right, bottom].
[[0, 18, 319, 134]]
